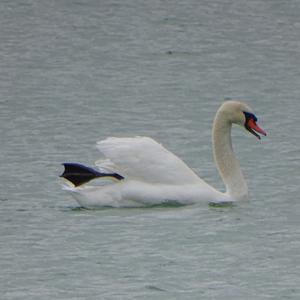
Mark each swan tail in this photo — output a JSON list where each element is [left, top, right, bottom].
[[60, 163, 124, 187]]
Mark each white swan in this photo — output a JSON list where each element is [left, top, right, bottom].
[[60, 101, 266, 208]]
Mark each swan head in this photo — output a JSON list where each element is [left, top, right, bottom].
[[219, 101, 267, 139]]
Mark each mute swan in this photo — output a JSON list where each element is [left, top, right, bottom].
[[60, 101, 266, 208]]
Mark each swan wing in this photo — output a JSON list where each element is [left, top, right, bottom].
[[96, 137, 201, 184]]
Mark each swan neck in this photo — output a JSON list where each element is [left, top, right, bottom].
[[212, 110, 248, 200]]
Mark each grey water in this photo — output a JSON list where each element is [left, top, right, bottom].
[[1, 0, 300, 299]]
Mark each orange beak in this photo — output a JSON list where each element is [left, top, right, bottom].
[[246, 119, 267, 140]]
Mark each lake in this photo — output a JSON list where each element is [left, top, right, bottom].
[[1, 0, 299, 299]]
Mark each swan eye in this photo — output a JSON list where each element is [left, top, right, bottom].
[[243, 111, 257, 123], [243, 111, 266, 139]]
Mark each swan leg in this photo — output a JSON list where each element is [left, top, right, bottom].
[[60, 163, 124, 187]]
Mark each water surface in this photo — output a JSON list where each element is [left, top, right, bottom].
[[1, 0, 300, 299]]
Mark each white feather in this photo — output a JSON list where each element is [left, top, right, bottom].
[[61, 101, 266, 208], [96, 137, 201, 185]]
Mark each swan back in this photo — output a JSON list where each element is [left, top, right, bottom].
[[97, 137, 202, 185]]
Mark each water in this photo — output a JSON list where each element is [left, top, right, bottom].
[[1, 0, 300, 299]]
